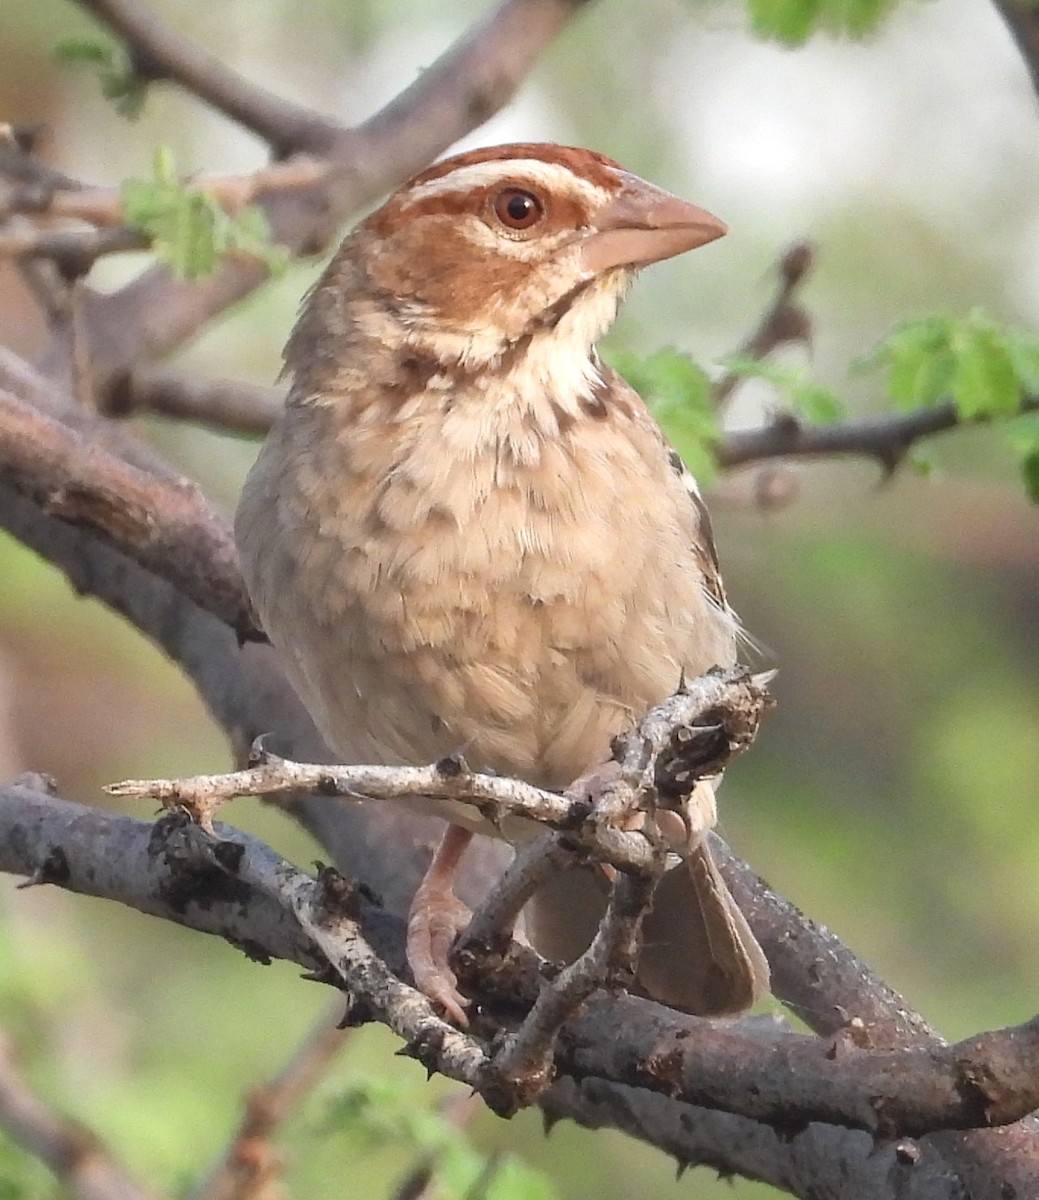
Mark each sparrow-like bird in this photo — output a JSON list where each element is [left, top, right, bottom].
[[235, 143, 769, 1024]]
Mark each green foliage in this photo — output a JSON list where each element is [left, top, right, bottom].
[[121, 148, 288, 281], [609, 347, 720, 482], [719, 354, 845, 423], [745, 0, 895, 46], [863, 311, 1039, 500], [862, 311, 1035, 416], [324, 1078, 556, 1200], [54, 34, 149, 119]]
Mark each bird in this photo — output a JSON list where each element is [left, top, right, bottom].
[[234, 142, 770, 1025]]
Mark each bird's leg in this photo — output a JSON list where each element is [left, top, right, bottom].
[[407, 824, 475, 1025]]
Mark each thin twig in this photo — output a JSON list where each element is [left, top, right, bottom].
[[5, 779, 1039, 1141], [106, 668, 775, 873], [492, 870, 662, 1102], [4, 158, 330, 229]]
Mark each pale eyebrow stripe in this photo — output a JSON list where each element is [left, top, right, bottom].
[[405, 159, 613, 210]]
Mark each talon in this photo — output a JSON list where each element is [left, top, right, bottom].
[[406, 825, 475, 1026]]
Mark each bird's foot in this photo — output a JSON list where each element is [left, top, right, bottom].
[[407, 883, 473, 1026]]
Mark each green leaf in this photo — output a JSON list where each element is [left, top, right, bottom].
[[747, 0, 823, 45], [54, 34, 149, 119], [121, 148, 286, 280], [485, 1156, 559, 1200], [858, 315, 955, 410], [744, 0, 894, 44], [1004, 328, 1039, 396], [949, 321, 1019, 419], [54, 34, 113, 65]]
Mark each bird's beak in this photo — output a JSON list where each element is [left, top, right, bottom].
[[580, 173, 727, 274]]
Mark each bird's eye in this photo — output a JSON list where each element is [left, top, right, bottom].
[[492, 188, 545, 231]]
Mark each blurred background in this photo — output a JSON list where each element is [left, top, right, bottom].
[[2, 0, 1038, 1195]]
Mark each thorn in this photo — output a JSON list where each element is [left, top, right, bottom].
[[750, 669, 778, 688], [542, 1109, 560, 1137], [17, 846, 70, 888], [248, 734, 274, 767], [675, 1160, 689, 1180]]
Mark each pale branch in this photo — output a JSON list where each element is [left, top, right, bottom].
[[712, 242, 815, 409], [190, 1001, 352, 1200], [70, 0, 344, 154], [491, 870, 662, 1102], [0, 1028, 163, 1200], [53, 0, 592, 387], [0, 386, 262, 642], [106, 666, 775, 873], [4, 778, 1039, 1146], [3, 157, 331, 231], [2, 392, 1037, 1188], [718, 395, 1039, 473]]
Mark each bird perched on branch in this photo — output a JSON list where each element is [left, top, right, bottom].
[[235, 143, 769, 1024]]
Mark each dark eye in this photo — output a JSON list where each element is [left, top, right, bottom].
[[492, 188, 545, 231]]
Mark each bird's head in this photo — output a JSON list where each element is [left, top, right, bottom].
[[289, 144, 726, 380]]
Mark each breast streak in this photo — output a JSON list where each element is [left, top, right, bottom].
[[301, 401, 736, 792]]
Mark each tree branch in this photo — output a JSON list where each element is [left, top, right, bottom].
[[4, 777, 1039, 1147], [0, 386, 262, 642], [104, 368, 283, 437], [718, 396, 1039, 473], [71, 0, 344, 154], [712, 242, 815, 409]]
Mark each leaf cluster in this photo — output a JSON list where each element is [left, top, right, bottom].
[[120, 148, 287, 280], [862, 312, 1039, 499], [742, 0, 898, 46]]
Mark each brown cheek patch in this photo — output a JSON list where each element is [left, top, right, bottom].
[[367, 216, 545, 325]]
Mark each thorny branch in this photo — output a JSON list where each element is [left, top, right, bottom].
[[719, 394, 1039, 473], [3, 775, 1039, 1143]]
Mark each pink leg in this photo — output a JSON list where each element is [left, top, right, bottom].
[[406, 825, 475, 1026]]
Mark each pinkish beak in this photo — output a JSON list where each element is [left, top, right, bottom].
[[579, 173, 727, 274]]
